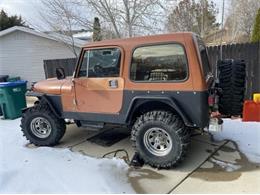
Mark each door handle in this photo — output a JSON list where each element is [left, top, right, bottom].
[[108, 79, 118, 89]]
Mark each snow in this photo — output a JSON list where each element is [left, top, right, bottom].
[[212, 119, 260, 163], [1, 117, 260, 193], [0, 119, 135, 193]]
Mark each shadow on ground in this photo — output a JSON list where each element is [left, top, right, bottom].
[[25, 124, 260, 193]]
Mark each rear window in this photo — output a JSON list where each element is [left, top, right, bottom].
[[197, 38, 212, 78], [130, 44, 188, 82]]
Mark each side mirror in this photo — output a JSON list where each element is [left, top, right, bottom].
[[56, 68, 66, 80]]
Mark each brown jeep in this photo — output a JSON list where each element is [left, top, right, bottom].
[[21, 33, 245, 168]]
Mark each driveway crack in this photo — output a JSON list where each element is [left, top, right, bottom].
[[167, 140, 230, 194]]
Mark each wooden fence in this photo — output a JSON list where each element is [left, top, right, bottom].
[[207, 43, 260, 99], [43, 42, 260, 99]]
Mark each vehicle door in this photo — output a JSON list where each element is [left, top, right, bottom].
[[73, 47, 124, 114]]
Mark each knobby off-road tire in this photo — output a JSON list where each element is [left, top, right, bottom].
[[21, 104, 66, 146], [218, 59, 246, 116], [131, 111, 190, 168]]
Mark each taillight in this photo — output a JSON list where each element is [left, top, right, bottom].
[[208, 95, 214, 106]]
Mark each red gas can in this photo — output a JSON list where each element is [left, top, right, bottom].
[[242, 100, 260, 122]]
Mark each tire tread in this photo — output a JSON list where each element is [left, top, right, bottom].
[[131, 110, 190, 168]]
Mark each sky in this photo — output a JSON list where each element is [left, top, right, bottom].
[[0, 0, 45, 30], [0, 0, 229, 31]]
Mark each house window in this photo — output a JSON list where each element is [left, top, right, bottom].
[[130, 44, 188, 82], [79, 48, 121, 77]]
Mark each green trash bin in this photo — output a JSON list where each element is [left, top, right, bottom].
[[7, 76, 21, 82], [0, 81, 27, 119]]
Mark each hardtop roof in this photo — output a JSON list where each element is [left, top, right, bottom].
[[83, 32, 195, 48]]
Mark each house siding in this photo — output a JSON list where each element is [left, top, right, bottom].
[[0, 31, 81, 86]]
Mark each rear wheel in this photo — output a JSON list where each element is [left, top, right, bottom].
[[131, 111, 190, 168], [218, 59, 246, 116], [21, 104, 66, 146]]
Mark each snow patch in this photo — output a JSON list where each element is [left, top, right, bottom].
[[128, 170, 148, 178], [0, 118, 134, 193], [212, 119, 260, 163]]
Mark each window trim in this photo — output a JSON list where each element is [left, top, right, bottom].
[[192, 35, 212, 80], [129, 42, 190, 83], [86, 50, 90, 77], [75, 46, 123, 78]]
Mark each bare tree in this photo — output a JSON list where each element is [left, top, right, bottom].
[[197, 0, 219, 38], [167, 0, 197, 32], [39, 0, 170, 42], [40, 0, 92, 57], [167, 0, 219, 38], [225, 0, 260, 42], [83, 0, 167, 38]]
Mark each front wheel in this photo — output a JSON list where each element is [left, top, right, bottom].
[[20, 104, 66, 146], [131, 111, 190, 168]]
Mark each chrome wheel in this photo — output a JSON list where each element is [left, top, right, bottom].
[[143, 127, 172, 156], [30, 117, 52, 138]]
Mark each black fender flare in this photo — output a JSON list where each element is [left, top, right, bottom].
[[23, 91, 61, 118], [125, 96, 192, 126]]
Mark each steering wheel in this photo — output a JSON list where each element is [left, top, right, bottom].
[[93, 64, 104, 75]]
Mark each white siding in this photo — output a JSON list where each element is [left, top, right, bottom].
[[0, 31, 80, 85]]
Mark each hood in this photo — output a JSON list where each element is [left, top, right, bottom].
[[33, 78, 71, 95]]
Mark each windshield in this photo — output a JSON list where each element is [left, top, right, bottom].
[[78, 48, 121, 78]]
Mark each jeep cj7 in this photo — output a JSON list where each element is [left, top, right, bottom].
[[21, 33, 246, 168]]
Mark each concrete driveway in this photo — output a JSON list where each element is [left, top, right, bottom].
[[25, 98, 260, 193], [24, 98, 260, 194], [49, 124, 260, 194]]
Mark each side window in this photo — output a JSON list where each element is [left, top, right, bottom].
[[130, 44, 188, 82], [198, 39, 212, 78], [79, 48, 121, 78]]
